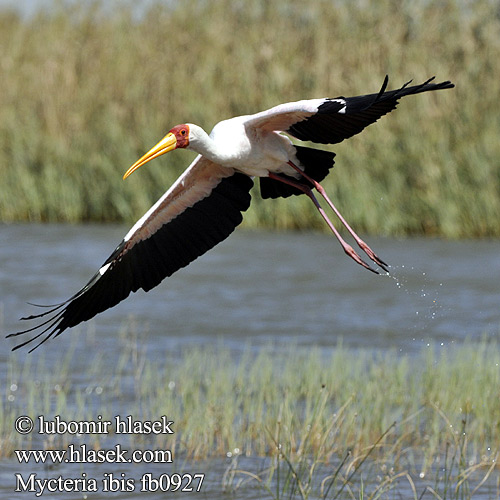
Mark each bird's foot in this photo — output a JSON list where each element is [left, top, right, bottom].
[[356, 239, 389, 273], [342, 242, 380, 274]]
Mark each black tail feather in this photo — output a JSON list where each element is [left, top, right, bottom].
[[260, 146, 335, 199]]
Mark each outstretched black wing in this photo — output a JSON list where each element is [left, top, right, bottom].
[[246, 76, 454, 145], [8, 157, 253, 351], [249, 76, 454, 199]]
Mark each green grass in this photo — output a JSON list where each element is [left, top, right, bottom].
[[2, 332, 499, 498], [0, 0, 499, 236]]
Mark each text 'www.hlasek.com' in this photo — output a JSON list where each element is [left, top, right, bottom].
[[13, 414, 205, 496]]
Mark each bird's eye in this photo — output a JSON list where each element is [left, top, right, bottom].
[[181, 129, 186, 135]]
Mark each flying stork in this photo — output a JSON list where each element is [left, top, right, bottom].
[[8, 76, 454, 351]]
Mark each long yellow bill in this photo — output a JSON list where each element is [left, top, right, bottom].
[[123, 132, 177, 179]]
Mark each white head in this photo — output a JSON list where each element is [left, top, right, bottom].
[[123, 123, 208, 179]]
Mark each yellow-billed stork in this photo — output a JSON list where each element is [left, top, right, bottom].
[[8, 76, 454, 351]]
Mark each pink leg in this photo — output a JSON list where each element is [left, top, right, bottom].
[[268, 173, 379, 274], [287, 161, 388, 272]]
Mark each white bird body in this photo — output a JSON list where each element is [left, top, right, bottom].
[[8, 76, 454, 351], [192, 119, 296, 177]]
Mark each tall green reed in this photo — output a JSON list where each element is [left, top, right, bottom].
[[0, 0, 499, 236]]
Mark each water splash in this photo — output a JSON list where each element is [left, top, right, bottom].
[[381, 263, 447, 349]]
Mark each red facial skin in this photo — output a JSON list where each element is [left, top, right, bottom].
[[169, 124, 190, 148]]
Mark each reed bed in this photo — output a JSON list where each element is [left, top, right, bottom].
[[2, 333, 499, 497], [0, 0, 499, 236]]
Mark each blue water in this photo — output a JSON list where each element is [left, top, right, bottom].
[[2, 224, 499, 357]]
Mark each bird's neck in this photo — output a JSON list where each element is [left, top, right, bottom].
[[187, 124, 230, 164]]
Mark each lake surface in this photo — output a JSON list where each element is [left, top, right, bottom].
[[2, 224, 499, 355], [1, 224, 499, 499]]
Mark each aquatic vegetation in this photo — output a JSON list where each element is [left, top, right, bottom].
[[0, 0, 499, 236], [1, 330, 499, 497]]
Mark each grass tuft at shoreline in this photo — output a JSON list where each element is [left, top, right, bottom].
[[0, 0, 499, 237], [2, 335, 500, 498]]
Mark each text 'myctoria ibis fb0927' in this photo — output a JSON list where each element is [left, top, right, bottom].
[[8, 76, 454, 351]]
